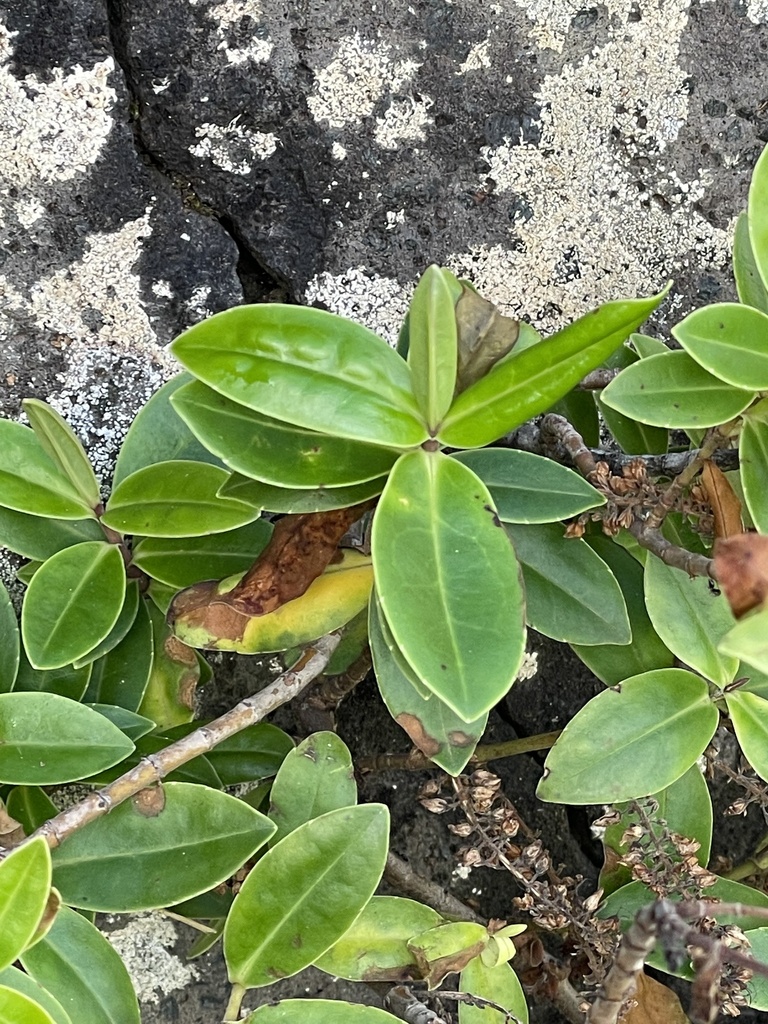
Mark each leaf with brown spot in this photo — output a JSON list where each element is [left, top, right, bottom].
[[395, 713, 441, 758], [701, 461, 743, 539], [714, 533, 768, 618], [0, 803, 25, 847], [132, 786, 166, 818], [622, 972, 690, 1024]]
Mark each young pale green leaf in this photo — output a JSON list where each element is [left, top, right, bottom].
[[537, 669, 719, 805], [459, 958, 529, 1024], [407, 265, 460, 428], [22, 400, 101, 509], [372, 450, 526, 723], [407, 921, 489, 986], [644, 556, 738, 686], [171, 380, 399, 487], [245, 1002, 402, 1024], [719, 608, 768, 676], [740, 397, 768, 533], [436, 288, 668, 448], [15, 561, 41, 586], [84, 597, 154, 711], [224, 803, 390, 989], [740, 660, 768, 698], [0, 967, 71, 1024], [734, 211, 768, 314], [132, 520, 272, 589], [600, 350, 755, 428], [51, 782, 274, 911], [269, 732, 357, 844], [571, 535, 674, 685], [671, 303, 768, 390], [171, 304, 428, 449], [103, 461, 259, 538], [21, 541, 126, 670], [160, 721, 294, 787], [0, 507, 104, 561], [12, 650, 91, 701], [0, 583, 19, 693], [629, 333, 670, 358], [506, 523, 630, 646], [71, 582, 139, 669], [20, 905, 140, 1024], [6, 787, 58, 836], [0, 692, 133, 784], [217, 472, 388, 514], [370, 591, 487, 775], [725, 691, 768, 784], [749, 142, 768, 294], [0, 420, 94, 520], [0, 985, 56, 1024], [453, 449, 605, 523], [314, 896, 443, 982], [0, 838, 52, 971]]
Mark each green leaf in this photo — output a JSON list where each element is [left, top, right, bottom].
[[740, 660, 768, 698], [22, 400, 101, 509], [6, 787, 58, 835], [0, 508, 104, 561], [600, 350, 755, 428], [719, 607, 768, 676], [13, 650, 91, 701], [137, 601, 199, 730], [51, 782, 274, 911], [20, 905, 140, 1024], [436, 289, 668, 448], [0, 420, 93, 520], [0, 692, 134, 784], [537, 669, 719, 804], [372, 450, 525, 723], [171, 304, 428, 449], [245, 1002, 402, 1024], [224, 803, 390, 989], [0, 985, 55, 1024], [459, 957, 529, 1024], [629, 333, 670, 358], [748, 142, 768, 295], [0, 967, 71, 1024], [217, 472, 387, 514], [0, 838, 52, 971], [160, 721, 294, 787], [596, 391, 668, 456], [21, 542, 126, 670], [315, 896, 443, 981], [171, 380, 399, 487], [671, 302, 768, 390], [103, 461, 259, 538], [548, 389, 600, 446], [644, 556, 738, 686], [85, 704, 156, 741], [407, 265, 459, 428], [0, 583, 19, 693], [740, 397, 768, 533], [725, 691, 768, 783], [83, 597, 154, 711], [269, 733, 356, 844], [15, 561, 41, 585], [506, 523, 630, 646], [370, 590, 487, 775], [572, 535, 674, 685], [733, 211, 768, 314], [71, 582, 139, 669], [743, 928, 768, 1010], [132, 520, 272, 589]]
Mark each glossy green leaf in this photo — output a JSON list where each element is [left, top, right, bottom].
[[596, 391, 668, 455], [437, 289, 668, 448], [407, 265, 459, 428], [629, 333, 669, 358], [547, 388, 600, 446], [537, 669, 719, 805], [408, 921, 489, 985], [6, 787, 58, 836], [84, 597, 153, 711], [744, 928, 768, 1010], [132, 520, 272, 589], [600, 350, 755, 428], [21, 542, 126, 670], [315, 896, 443, 981], [644, 556, 738, 686], [13, 650, 91, 702], [171, 304, 428, 448], [0, 583, 19, 693], [719, 607, 768, 676], [85, 704, 155, 741], [0, 508, 104, 562], [224, 803, 390, 988], [103, 461, 259, 538], [172, 379, 399, 487], [725, 691, 768, 783], [269, 732, 357, 844], [370, 590, 487, 775], [20, 905, 140, 1024], [0, 838, 51, 971], [323, 607, 369, 675], [0, 967, 71, 1024], [672, 302, 768, 390], [22, 400, 101, 509], [740, 661, 768, 698], [137, 601, 199, 730], [572, 535, 674, 685], [0, 420, 93, 520], [740, 397, 768, 533], [749, 142, 768, 294], [734, 211, 768, 314], [0, 985, 55, 1024], [372, 450, 525, 722], [0, 692, 133, 784], [453, 449, 605, 523], [217, 472, 387, 514], [71, 582, 139, 669], [15, 560, 41, 585], [459, 957, 529, 1024], [161, 721, 294, 787], [51, 782, 274, 911], [245, 1002, 401, 1024], [506, 523, 630, 646]]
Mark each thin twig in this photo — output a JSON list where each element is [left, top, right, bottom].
[[629, 519, 716, 579], [576, 368, 621, 390], [357, 732, 561, 773], [384, 851, 485, 924], [386, 986, 450, 1024], [25, 634, 340, 851]]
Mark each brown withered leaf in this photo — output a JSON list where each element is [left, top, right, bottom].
[[701, 461, 743, 540], [714, 533, 768, 618], [0, 803, 25, 848], [455, 284, 519, 394], [622, 972, 690, 1024]]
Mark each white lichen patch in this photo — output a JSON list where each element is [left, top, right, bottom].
[[307, 33, 421, 129], [374, 94, 434, 149], [105, 914, 199, 1006], [747, 0, 768, 23], [458, 36, 492, 73], [305, 267, 411, 347], [191, 0, 273, 64], [190, 120, 278, 175]]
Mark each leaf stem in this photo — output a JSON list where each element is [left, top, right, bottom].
[[223, 982, 246, 1022], [357, 731, 561, 772]]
